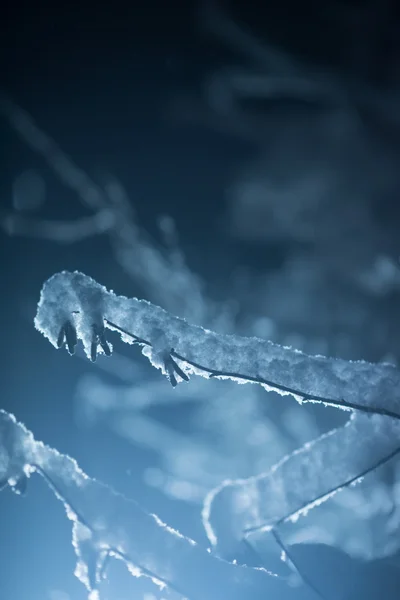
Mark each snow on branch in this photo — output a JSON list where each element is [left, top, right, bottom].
[[35, 271, 400, 420], [0, 409, 306, 600], [202, 412, 400, 554]]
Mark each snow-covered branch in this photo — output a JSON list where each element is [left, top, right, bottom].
[[202, 412, 400, 554], [0, 409, 310, 600]]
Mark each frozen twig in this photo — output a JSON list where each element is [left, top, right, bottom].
[[202, 413, 400, 555], [0, 409, 312, 600], [1, 95, 216, 325], [35, 270, 400, 419]]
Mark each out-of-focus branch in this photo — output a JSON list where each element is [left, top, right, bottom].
[[198, 1, 357, 122], [1, 209, 115, 242], [0, 93, 107, 211], [35, 270, 400, 419], [182, 1, 400, 143], [0, 93, 224, 325], [200, 0, 300, 73]]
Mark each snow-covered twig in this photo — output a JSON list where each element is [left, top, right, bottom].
[[35, 270, 400, 419], [202, 412, 400, 554], [0, 94, 219, 325], [0, 409, 310, 600]]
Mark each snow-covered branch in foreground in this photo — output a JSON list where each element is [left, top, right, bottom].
[[0, 409, 312, 600], [34, 271, 400, 563], [35, 271, 400, 419]]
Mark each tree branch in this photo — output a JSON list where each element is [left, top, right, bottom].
[[0, 409, 314, 600], [35, 270, 400, 420]]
